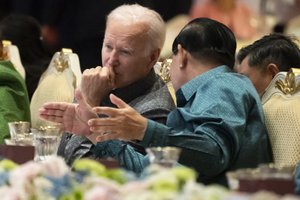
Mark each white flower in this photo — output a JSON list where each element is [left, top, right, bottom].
[[9, 161, 43, 199], [84, 176, 121, 191], [201, 184, 229, 200], [32, 176, 54, 199], [0, 186, 25, 200], [176, 181, 206, 200], [121, 181, 148, 193], [123, 190, 176, 200], [146, 170, 179, 192], [40, 156, 70, 177], [10, 161, 42, 186]]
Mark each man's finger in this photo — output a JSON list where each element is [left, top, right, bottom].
[[75, 89, 94, 111], [39, 107, 65, 116], [92, 106, 122, 117], [109, 94, 128, 109], [39, 114, 63, 123], [95, 132, 122, 142], [41, 102, 68, 111]]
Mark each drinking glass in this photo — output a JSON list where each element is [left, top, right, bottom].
[[33, 124, 63, 161], [146, 146, 181, 168], [8, 121, 32, 145]]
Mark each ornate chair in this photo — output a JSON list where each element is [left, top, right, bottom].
[[154, 59, 176, 104], [30, 48, 81, 128], [0, 40, 25, 78], [262, 68, 300, 167]]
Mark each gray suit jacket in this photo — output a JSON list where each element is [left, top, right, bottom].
[[57, 69, 175, 165]]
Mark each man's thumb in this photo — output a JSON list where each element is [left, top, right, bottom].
[[75, 89, 89, 108]]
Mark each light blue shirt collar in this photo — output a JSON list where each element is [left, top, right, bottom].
[[177, 65, 231, 103]]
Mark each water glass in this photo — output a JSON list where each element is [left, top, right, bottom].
[[146, 146, 181, 168], [33, 125, 63, 161], [8, 121, 32, 145]]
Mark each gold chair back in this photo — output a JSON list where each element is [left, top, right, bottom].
[[154, 59, 176, 104], [30, 48, 81, 128], [262, 68, 300, 167], [0, 40, 25, 78]]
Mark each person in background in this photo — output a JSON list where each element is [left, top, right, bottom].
[[40, 17, 273, 186], [272, 0, 300, 33], [0, 60, 31, 143], [189, 0, 257, 40], [235, 33, 300, 97], [44, 4, 175, 166], [236, 33, 300, 170], [0, 14, 51, 100]]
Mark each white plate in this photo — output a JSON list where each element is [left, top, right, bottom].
[[4, 139, 34, 146], [4, 139, 16, 145]]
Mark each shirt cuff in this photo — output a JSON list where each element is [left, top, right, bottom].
[[140, 119, 169, 147]]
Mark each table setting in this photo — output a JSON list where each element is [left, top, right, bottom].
[[3, 121, 63, 163], [1, 121, 300, 199]]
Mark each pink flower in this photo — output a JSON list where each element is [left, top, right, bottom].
[[84, 186, 119, 200], [0, 186, 28, 200], [10, 161, 42, 187]]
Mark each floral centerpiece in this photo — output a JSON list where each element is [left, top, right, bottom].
[[0, 156, 298, 200], [0, 156, 229, 200]]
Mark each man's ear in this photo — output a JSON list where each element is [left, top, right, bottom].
[[148, 48, 161, 70], [267, 63, 280, 78], [177, 44, 188, 68]]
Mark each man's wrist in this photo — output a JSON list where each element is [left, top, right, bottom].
[[86, 132, 98, 144]]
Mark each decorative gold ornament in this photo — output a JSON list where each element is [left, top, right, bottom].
[[159, 58, 172, 83], [0, 40, 11, 60], [276, 68, 300, 95], [54, 48, 73, 72]]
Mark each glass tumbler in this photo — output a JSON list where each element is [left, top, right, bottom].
[[33, 124, 63, 161], [146, 146, 181, 168], [8, 121, 32, 145]]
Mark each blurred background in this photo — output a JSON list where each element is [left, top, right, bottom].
[[0, 0, 299, 71]]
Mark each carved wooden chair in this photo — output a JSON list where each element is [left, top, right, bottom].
[[0, 40, 25, 78], [30, 48, 81, 128], [154, 58, 176, 104], [262, 68, 300, 167]]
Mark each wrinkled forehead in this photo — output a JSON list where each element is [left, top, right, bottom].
[[105, 21, 149, 41]]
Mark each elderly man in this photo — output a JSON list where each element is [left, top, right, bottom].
[[41, 18, 272, 186], [53, 4, 175, 166]]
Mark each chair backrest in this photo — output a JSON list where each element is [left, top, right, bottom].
[[154, 59, 176, 104], [30, 48, 81, 128], [262, 68, 300, 167], [0, 40, 25, 79]]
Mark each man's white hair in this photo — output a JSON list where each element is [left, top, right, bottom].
[[107, 4, 166, 56]]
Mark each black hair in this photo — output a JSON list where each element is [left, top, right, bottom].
[[172, 18, 236, 69], [236, 45, 251, 64], [0, 14, 51, 100], [237, 33, 300, 71], [0, 14, 50, 64]]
